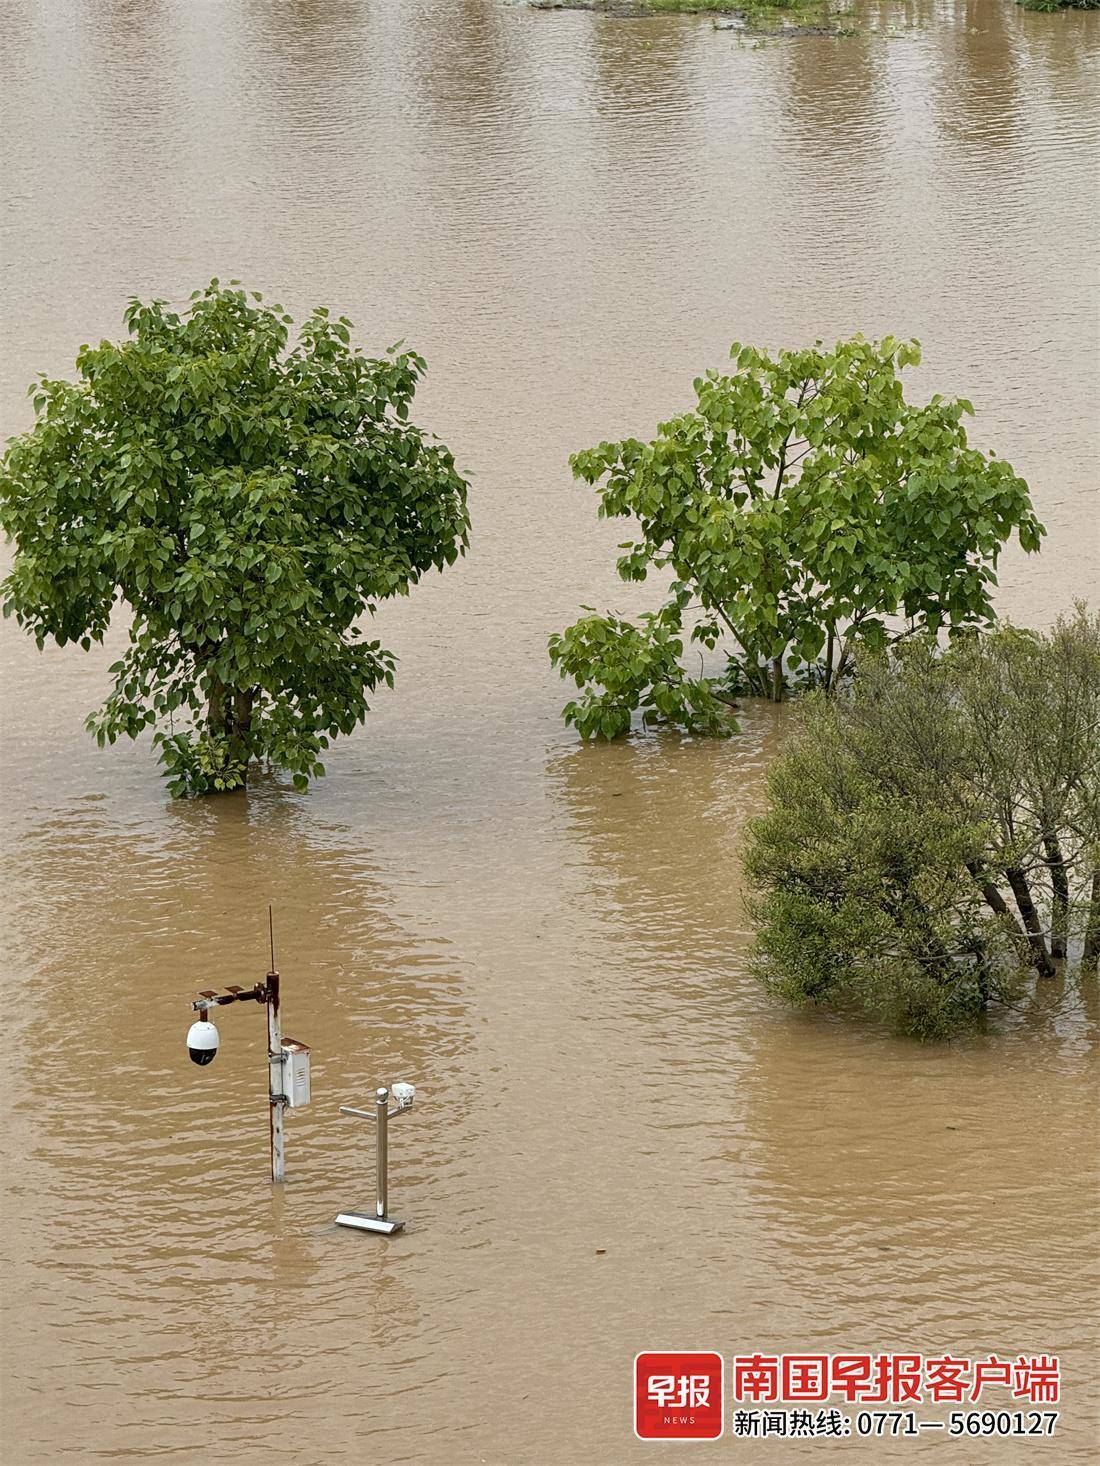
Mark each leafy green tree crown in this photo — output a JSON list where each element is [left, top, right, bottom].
[[552, 336, 1045, 733], [0, 281, 469, 794]]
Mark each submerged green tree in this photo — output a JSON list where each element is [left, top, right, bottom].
[[0, 281, 469, 795], [744, 608, 1100, 1040], [551, 336, 1044, 736]]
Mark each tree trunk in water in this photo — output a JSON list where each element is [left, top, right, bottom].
[[1005, 867, 1055, 977], [965, 862, 1026, 942], [1042, 832, 1070, 959], [1083, 869, 1100, 973], [229, 688, 255, 778], [770, 658, 784, 703], [206, 675, 229, 736], [206, 678, 255, 786], [966, 941, 992, 1005], [232, 688, 254, 739]]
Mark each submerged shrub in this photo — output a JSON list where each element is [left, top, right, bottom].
[[1018, 0, 1098, 11], [549, 606, 737, 740], [745, 607, 1100, 1039]]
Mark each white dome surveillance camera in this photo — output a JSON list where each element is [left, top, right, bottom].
[[187, 1019, 220, 1066], [391, 1082, 415, 1108]]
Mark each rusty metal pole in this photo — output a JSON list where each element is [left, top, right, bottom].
[[266, 970, 286, 1184]]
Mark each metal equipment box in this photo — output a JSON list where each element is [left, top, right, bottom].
[[280, 1038, 311, 1107]]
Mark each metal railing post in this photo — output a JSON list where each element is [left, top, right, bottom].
[[336, 1083, 416, 1236], [375, 1086, 389, 1219]]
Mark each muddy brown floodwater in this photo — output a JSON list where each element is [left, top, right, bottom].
[[1, 0, 1099, 1461]]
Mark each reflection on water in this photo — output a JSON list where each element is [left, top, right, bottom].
[[1, 0, 1098, 1461]]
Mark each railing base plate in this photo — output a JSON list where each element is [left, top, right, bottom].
[[336, 1211, 406, 1235]]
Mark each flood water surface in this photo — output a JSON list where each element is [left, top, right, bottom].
[[1, 1, 1099, 1461]]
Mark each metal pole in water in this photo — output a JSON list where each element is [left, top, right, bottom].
[[375, 1086, 389, 1219], [267, 969, 285, 1184], [186, 908, 309, 1186]]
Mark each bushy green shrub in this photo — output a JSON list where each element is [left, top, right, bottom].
[[549, 607, 737, 740], [745, 608, 1100, 1039], [1018, 0, 1098, 12]]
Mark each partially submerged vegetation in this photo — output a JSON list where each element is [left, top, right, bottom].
[[550, 336, 1043, 738], [746, 609, 1100, 1040], [528, 0, 850, 36], [0, 281, 469, 796], [531, 0, 1098, 31]]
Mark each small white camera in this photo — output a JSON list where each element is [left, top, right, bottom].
[[187, 1019, 219, 1066], [391, 1082, 415, 1109]]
